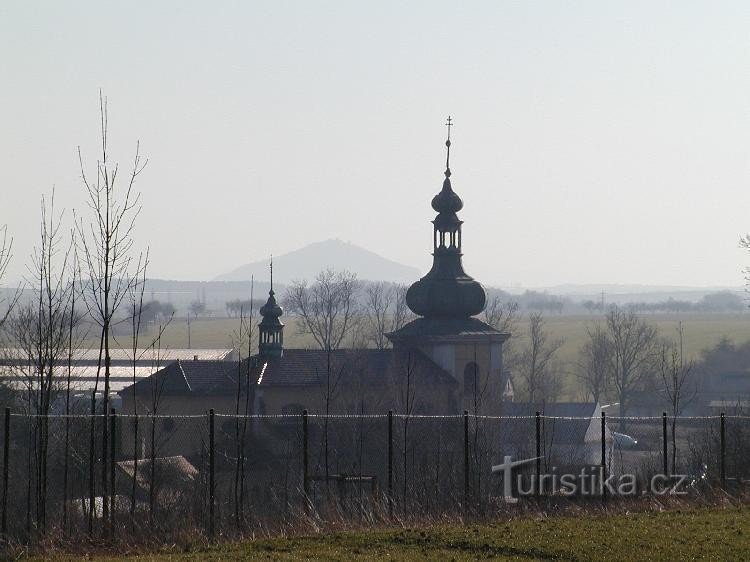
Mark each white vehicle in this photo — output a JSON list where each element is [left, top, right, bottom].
[[612, 432, 638, 449]]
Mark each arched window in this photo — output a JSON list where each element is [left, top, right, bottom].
[[463, 362, 479, 399]]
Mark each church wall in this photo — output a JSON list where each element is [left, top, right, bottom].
[[454, 342, 506, 414], [490, 342, 504, 378], [454, 343, 492, 380], [426, 344, 456, 377]]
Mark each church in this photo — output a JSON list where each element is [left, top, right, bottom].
[[120, 125, 513, 420]]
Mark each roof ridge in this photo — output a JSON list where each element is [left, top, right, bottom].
[[175, 359, 192, 393]]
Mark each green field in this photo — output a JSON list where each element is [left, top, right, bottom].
[[125, 313, 750, 356], [50, 506, 750, 561], [122, 313, 750, 399]]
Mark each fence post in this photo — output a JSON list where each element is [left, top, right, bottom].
[[387, 410, 393, 518], [208, 408, 215, 539], [720, 412, 726, 488], [601, 411, 606, 503], [2, 407, 9, 535], [535, 411, 541, 498], [463, 410, 469, 509], [110, 408, 117, 534], [662, 412, 668, 478], [302, 410, 309, 504]]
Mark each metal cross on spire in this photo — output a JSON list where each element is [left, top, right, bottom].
[[445, 115, 453, 176], [269, 255, 274, 293]]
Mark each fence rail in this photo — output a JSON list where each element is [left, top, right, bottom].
[[1, 408, 748, 543]]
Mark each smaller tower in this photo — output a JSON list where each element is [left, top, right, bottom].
[[258, 258, 284, 358]]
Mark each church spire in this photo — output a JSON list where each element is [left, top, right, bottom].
[[259, 257, 284, 358], [404, 118, 486, 319]]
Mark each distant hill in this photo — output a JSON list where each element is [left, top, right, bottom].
[[214, 239, 421, 284]]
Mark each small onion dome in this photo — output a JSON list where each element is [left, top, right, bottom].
[[432, 210, 462, 231], [259, 290, 283, 324], [431, 176, 464, 214]]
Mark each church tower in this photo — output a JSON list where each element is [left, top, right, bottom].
[[388, 118, 510, 411], [258, 259, 284, 358]]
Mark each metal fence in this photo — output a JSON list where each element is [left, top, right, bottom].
[[0, 409, 748, 542]]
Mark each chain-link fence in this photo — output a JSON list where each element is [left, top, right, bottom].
[[0, 409, 747, 542]]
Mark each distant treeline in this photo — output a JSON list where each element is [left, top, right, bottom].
[[610, 291, 745, 314], [485, 288, 746, 315]]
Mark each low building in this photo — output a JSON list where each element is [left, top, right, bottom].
[[700, 370, 750, 414]]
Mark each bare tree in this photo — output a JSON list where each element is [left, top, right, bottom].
[[0, 224, 20, 331], [237, 278, 255, 527], [76, 92, 147, 523], [284, 268, 360, 350], [230, 284, 256, 528], [361, 282, 413, 349], [126, 250, 151, 525], [398, 350, 416, 508], [62, 249, 85, 531], [741, 235, 750, 307], [659, 322, 696, 473], [483, 295, 519, 334], [483, 296, 519, 377], [132, 322, 173, 530], [189, 300, 206, 318], [513, 312, 563, 405], [577, 323, 610, 403], [10, 192, 76, 531], [317, 350, 348, 488], [392, 284, 413, 331], [604, 306, 659, 429], [362, 282, 391, 350], [281, 268, 362, 493]]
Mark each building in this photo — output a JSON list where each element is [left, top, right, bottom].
[[0, 347, 234, 413], [120, 125, 512, 420]]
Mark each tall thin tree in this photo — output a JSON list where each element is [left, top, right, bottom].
[[76, 92, 147, 523]]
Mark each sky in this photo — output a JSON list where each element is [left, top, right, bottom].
[[1, 1, 749, 288]]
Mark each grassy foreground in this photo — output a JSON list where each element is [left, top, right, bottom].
[[70, 506, 749, 561]]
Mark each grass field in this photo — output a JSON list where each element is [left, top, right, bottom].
[[120, 313, 750, 399], [51, 506, 750, 561]]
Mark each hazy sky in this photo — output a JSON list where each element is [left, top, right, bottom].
[[2, 1, 749, 288]]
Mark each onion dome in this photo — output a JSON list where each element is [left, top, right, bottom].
[[404, 117, 487, 319], [406, 265, 486, 318], [259, 289, 283, 322], [431, 145, 464, 215], [431, 182, 463, 213]]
